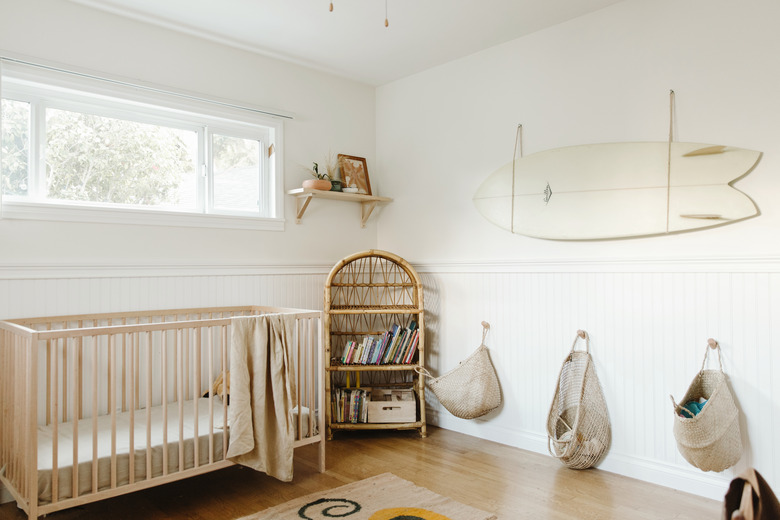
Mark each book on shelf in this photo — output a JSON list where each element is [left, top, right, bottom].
[[403, 331, 420, 364], [331, 387, 370, 423], [337, 321, 419, 366]]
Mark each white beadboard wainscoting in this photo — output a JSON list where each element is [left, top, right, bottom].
[[0, 265, 330, 320], [1, 257, 778, 501], [416, 258, 780, 501]]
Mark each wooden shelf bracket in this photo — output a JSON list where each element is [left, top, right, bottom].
[[287, 188, 392, 227], [360, 200, 378, 228]]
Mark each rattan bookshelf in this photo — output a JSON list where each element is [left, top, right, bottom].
[[324, 249, 427, 439]]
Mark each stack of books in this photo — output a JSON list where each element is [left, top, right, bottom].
[[331, 387, 370, 423], [338, 321, 420, 365]]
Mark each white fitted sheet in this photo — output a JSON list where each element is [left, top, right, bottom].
[[37, 398, 226, 504], [36, 399, 315, 504]]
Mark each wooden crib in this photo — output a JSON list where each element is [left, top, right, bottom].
[[0, 306, 325, 519]]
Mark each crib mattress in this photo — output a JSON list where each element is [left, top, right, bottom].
[[37, 399, 316, 504], [37, 398, 227, 504]]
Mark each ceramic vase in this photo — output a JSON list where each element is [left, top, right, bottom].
[[302, 179, 332, 191]]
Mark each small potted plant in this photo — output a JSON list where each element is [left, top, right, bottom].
[[303, 161, 332, 191], [322, 151, 342, 191]]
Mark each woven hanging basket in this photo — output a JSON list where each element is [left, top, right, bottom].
[[417, 322, 501, 420], [670, 340, 742, 472], [546, 330, 611, 470]]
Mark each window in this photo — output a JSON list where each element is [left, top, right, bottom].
[[0, 59, 285, 229]]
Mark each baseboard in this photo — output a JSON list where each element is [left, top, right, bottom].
[[429, 410, 731, 502]]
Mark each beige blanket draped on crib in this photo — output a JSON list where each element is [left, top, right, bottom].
[[227, 314, 297, 481]]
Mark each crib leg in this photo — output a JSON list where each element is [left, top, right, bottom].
[[318, 438, 326, 473]]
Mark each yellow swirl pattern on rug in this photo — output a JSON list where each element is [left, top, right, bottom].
[[369, 508, 452, 520]]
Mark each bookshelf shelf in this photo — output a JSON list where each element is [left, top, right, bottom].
[[287, 188, 392, 227], [327, 306, 421, 315], [326, 364, 418, 372], [324, 249, 426, 439], [330, 421, 423, 431]]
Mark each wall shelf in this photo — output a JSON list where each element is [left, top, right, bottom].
[[287, 188, 392, 228]]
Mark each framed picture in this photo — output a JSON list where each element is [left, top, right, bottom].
[[338, 154, 372, 195]]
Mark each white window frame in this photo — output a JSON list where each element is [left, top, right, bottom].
[[0, 59, 286, 230]]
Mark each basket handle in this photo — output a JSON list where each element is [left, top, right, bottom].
[[700, 338, 724, 373], [414, 365, 433, 378], [570, 329, 589, 353], [481, 321, 490, 347]]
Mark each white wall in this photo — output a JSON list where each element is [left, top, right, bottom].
[[0, 0, 379, 270], [376, 0, 780, 500], [376, 0, 780, 262]]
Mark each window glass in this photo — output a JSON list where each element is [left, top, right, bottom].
[[45, 108, 198, 209], [212, 133, 261, 213], [1, 98, 30, 197]]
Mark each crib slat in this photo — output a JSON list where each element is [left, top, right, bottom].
[[13, 332, 21, 494], [222, 325, 228, 459], [77, 321, 83, 420], [121, 320, 127, 413], [309, 318, 315, 441], [110, 334, 117, 489], [129, 333, 135, 485], [1, 331, 5, 484], [28, 332, 40, 520], [207, 326, 214, 465], [297, 321, 302, 441], [62, 329, 68, 423], [1, 332, 6, 491], [184, 324, 189, 409], [72, 336, 80, 500], [162, 330, 169, 477], [135, 327, 141, 411], [194, 327, 200, 469], [318, 315, 326, 472], [46, 332, 51, 426], [16, 333, 23, 501], [7, 332, 18, 499], [147, 330, 153, 481], [105, 327, 111, 425], [0, 331, 5, 492], [178, 328, 184, 474], [52, 337, 59, 504], [92, 336, 99, 494], [173, 328, 178, 405]]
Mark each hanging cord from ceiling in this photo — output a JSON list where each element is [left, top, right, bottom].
[[666, 89, 675, 233], [328, 1, 390, 27], [511, 124, 523, 234]]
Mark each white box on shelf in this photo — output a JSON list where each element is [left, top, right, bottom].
[[367, 388, 416, 423]]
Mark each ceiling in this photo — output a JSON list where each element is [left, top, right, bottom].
[[68, 0, 623, 86]]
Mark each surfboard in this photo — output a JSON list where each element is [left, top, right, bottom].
[[473, 142, 761, 240]]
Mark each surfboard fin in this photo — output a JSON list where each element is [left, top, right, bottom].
[[679, 214, 729, 220], [683, 145, 727, 157]]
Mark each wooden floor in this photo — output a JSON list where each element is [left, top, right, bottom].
[[0, 427, 721, 520]]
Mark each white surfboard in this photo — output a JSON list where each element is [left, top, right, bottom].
[[473, 142, 760, 240]]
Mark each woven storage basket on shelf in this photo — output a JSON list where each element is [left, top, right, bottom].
[[670, 340, 742, 472], [416, 322, 501, 420], [546, 330, 611, 470]]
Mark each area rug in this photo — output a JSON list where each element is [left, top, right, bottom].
[[239, 472, 498, 520]]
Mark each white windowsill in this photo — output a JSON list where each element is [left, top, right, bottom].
[[1, 201, 285, 231]]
